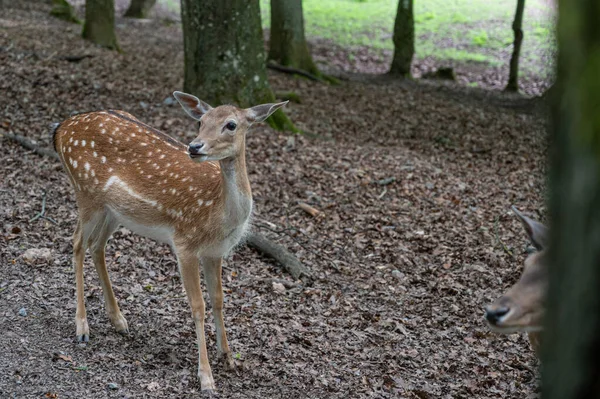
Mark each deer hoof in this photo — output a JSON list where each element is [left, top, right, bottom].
[[111, 313, 129, 335], [76, 318, 89, 343]]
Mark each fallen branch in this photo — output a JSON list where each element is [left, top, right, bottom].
[[1, 130, 310, 280], [1, 132, 59, 160], [267, 61, 324, 82], [246, 232, 312, 281]]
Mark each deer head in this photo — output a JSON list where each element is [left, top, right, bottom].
[[173, 91, 287, 162], [485, 207, 549, 335]]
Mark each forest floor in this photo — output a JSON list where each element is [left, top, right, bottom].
[[1, 1, 547, 398]]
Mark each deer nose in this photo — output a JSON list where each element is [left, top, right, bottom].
[[188, 142, 206, 155], [485, 307, 510, 324]]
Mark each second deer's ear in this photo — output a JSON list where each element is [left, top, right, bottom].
[[173, 91, 213, 121], [245, 101, 288, 124], [512, 206, 549, 250]]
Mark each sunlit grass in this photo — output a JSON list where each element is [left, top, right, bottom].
[[157, 0, 554, 71]]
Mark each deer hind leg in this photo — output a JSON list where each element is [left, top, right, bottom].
[[88, 211, 128, 334], [202, 256, 236, 370], [177, 248, 215, 392]]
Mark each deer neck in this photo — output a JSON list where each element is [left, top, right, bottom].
[[218, 142, 252, 232]]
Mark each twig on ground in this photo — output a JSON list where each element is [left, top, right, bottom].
[[494, 215, 514, 257], [29, 191, 58, 225], [298, 202, 322, 217], [59, 54, 94, 63]]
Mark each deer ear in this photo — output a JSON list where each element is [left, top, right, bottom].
[[246, 101, 289, 123], [173, 91, 213, 121], [512, 206, 549, 250]]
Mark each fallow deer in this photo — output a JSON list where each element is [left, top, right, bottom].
[[485, 206, 548, 355], [53, 92, 288, 392]]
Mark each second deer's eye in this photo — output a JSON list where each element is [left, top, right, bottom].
[[225, 121, 237, 131]]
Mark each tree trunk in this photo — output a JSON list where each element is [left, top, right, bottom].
[[124, 0, 156, 18], [268, 0, 319, 76], [82, 0, 120, 50], [180, 0, 296, 132], [389, 0, 414, 76], [543, 0, 600, 397], [50, 0, 81, 24], [505, 0, 525, 92]]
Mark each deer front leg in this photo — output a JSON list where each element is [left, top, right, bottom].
[[177, 249, 215, 392], [202, 257, 236, 370], [73, 221, 89, 342]]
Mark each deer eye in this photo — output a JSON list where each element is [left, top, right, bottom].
[[225, 121, 237, 131]]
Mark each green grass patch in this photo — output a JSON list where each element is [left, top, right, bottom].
[[157, 0, 554, 73], [471, 31, 489, 46]]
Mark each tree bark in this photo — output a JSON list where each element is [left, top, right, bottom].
[[180, 0, 296, 132], [50, 0, 81, 24], [124, 0, 156, 18], [389, 0, 414, 76], [505, 0, 525, 92], [82, 0, 120, 50], [543, 0, 600, 397], [268, 0, 319, 77]]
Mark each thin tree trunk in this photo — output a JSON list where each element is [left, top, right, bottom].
[[180, 0, 295, 132], [82, 0, 120, 50], [389, 0, 414, 76], [124, 0, 156, 18], [505, 0, 525, 92], [543, 0, 600, 397], [268, 0, 319, 76]]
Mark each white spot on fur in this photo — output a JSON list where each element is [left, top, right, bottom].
[[81, 140, 86, 147], [197, 199, 204, 206], [84, 162, 90, 171], [205, 200, 213, 206], [101, 156, 106, 163], [91, 141, 95, 148], [73, 140, 78, 146], [73, 160, 78, 168]]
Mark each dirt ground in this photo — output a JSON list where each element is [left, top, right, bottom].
[[1, 1, 548, 398]]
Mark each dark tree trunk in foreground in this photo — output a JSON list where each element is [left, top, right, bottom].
[[389, 0, 414, 76], [543, 0, 600, 397], [180, 0, 295, 132], [268, 0, 319, 76], [505, 0, 525, 92], [82, 0, 120, 50], [124, 0, 156, 18]]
